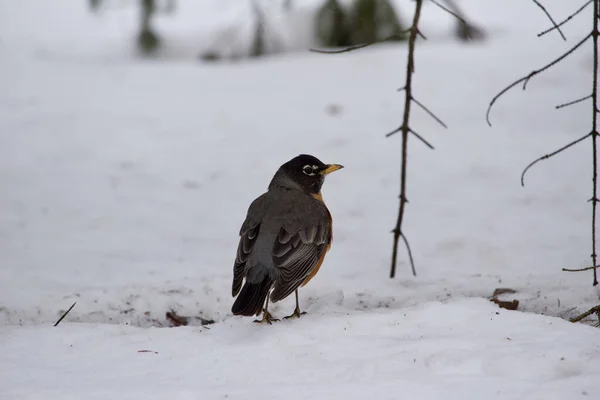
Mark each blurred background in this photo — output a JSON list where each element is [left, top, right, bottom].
[[1, 0, 597, 326]]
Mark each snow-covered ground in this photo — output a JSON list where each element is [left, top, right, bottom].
[[1, 0, 600, 398]]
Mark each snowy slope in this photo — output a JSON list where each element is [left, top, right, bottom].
[[1, 0, 600, 398], [3, 299, 600, 400]]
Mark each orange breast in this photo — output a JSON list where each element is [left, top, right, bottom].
[[301, 192, 333, 286]]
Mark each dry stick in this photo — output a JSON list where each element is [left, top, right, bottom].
[[520, 132, 592, 186], [532, 0, 567, 41], [54, 302, 77, 327], [538, 0, 593, 38], [556, 94, 592, 109], [563, 265, 600, 272], [389, 0, 424, 279], [486, 32, 592, 126], [570, 305, 600, 323], [590, 0, 599, 286]]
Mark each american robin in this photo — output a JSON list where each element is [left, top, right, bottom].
[[231, 154, 343, 323]]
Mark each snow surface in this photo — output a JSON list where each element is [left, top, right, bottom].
[[1, 0, 600, 398]]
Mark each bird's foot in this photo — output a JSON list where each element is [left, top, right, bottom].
[[253, 310, 279, 325], [283, 307, 307, 320]]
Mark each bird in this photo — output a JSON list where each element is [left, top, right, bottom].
[[231, 154, 343, 323]]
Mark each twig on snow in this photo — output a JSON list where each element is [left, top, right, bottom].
[[54, 302, 77, 327]]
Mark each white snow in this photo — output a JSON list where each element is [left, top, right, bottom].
[[1, 0, 600, 398]]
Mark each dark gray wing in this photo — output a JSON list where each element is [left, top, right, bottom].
[[232, 193, 270, 297], [269, 198, 332, 302]]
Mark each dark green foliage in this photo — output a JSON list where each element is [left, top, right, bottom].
[[137, 28, 160, 54], [250, 0, 266, 58], [348, 0, 405, 44], [138, 0, 160, 54], [315, 0, 406, 48], [316, 0, 352, 48]]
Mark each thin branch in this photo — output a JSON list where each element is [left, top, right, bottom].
[[590, 0, 599, 286], [409, 128, 435, 149], [570, 305, 600, 323], [385, 126, 435, 149], [556, 94, 592, 109], [412, 97, 448, 128], [428, 0, 466, 24], [401, 232, 417, 277], [532, 0, 567, 41], [54, 302, 77, 327], [389, 0, 424, 279], [309, 34, 407, 54], [538, 0, 593, 38], [487, 33, 592, 126], [520, 132, 592, 186], [563, 265, 600, 272]]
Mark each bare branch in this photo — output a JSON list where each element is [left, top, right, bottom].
[[386, 126, 435, 149], [538, 0, 593, 38], [590, 0, 599, 285], [54, 302, 77, 327], [563, 265, 600, 272], [409, 128, 436, 149], [521, 132, 592, 186], [401, 232, 417, 277], [556, 94, 592, 109], [532, 0, 567, 41], [570, 305, 600, 323], [309, 34, 406, 54], [412, 97, 448, 128], [487, 33, 592, 126], [428, 0, 466, 24], [389, 0, 425, 279]]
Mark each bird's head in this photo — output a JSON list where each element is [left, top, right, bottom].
[[269, 154, 343, 194]]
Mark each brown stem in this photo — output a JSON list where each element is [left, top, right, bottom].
[[570, 305, 600, 323], [390, 0, 423, 279], [591, 0, 599, 286]]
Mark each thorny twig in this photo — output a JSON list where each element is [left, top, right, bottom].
[[589, 0, 598, 286], [488, 1, 600, 287], [389, 0, 425, 279]]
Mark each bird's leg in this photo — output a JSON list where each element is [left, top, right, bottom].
[[284, 290, 307, 320], [253, 295, 279, 324]]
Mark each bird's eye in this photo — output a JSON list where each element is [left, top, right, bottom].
[[302, 165, 315, 176]]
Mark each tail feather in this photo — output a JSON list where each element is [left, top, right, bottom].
[[231, 277, 273, 316]]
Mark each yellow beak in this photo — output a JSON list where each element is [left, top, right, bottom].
[[320, 164, 344, 175]]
